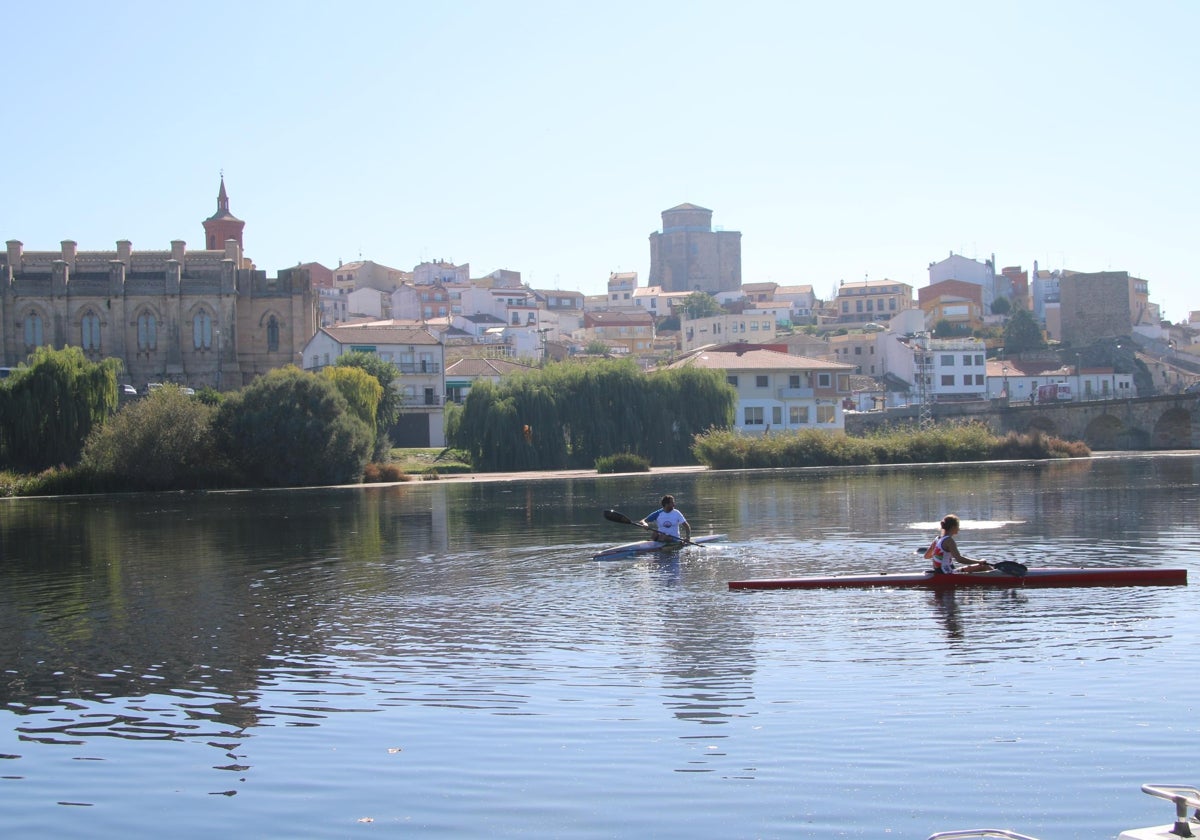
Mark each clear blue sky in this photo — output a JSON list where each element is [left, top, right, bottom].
[[4, 1, 1196, 320]]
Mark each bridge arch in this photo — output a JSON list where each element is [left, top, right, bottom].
[[1152, 407, 1194, 449]]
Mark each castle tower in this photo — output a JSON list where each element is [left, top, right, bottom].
[[203, 176, 245, 251]]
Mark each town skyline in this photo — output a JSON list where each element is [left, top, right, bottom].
[[3, 1, 1196, 319]]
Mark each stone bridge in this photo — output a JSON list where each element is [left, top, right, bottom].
[[846, 393, 1200, 450]]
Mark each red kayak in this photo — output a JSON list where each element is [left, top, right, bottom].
[[728, 567, 1188, 591]]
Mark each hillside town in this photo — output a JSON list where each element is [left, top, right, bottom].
[[3, 180, 1198, 448]]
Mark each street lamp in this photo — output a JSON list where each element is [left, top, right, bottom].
[[1002, 365, 1009, 401], [215, 327, 222, 390]]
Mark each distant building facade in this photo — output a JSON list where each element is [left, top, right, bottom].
[[1, 179, 316, 390], [1059, 270, 1151, 345], [648, 203, 742, 294], [833, 279, 914, 325]]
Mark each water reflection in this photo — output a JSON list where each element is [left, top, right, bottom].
[[0, 455, 1197, 836]]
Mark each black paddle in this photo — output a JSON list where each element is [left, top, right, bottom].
[[603, 509, 705, 548], [914, 547, 1028, 577]]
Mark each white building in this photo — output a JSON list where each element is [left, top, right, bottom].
[[667, 345, 855, 434], [299, 324, 445, 447], [681, 312, 780, 352], [928, 252, 997, 311]]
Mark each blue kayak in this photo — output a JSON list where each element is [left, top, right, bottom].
[[592, 533, 726, 561]]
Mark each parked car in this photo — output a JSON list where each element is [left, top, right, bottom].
[[141, 382, 164, 396], [181, 387, 196, 396], [121, 384, 138, 396]]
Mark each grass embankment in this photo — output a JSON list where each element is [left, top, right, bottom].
[[387, 448, 473, 478], [692, 423, 1090, 470]]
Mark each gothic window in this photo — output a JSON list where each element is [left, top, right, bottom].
[[267, 316, 280, 352], [23, 312, 44, 349], [81, 310, 102, 351], [194, 311, 213, 350], [137, 312, 158, 351]]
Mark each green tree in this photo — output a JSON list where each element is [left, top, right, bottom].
[[451, 359, 735, 471], [0, 346, 121, 472], [334, 352, 401, 458], [213, 367, 373, 487], [990, 296, 1012, 316], [80, 385, 222, 490], [1003, 308, 1046, 355], [680, 291, 724, 319], [323, 365, 383, 442]]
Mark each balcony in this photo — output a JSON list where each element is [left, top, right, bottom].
[[777, 387, 815, 399], [399, 394, 444, 408], [398, 362, 442, 374]]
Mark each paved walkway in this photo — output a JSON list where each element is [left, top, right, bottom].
[[420, 465, 712, 484]]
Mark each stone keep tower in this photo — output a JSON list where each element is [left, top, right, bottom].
[[647, 203, 742, 295], [203, 176, 245, 251]]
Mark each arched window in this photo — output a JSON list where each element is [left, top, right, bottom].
[[194, 311, 213, 350], [267, 316, 280, 352], [137, 311, 158, 351], [23, 312, 44, 349], [81, 310, 102, 351]]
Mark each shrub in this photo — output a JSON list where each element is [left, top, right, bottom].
[[595, 452, 651, 473], [213, 367, 373, 487], [80, 386, 227, 491], [362, 463, 411, 483]]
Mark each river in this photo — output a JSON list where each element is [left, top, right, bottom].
[[1, 453, 1198, 838]]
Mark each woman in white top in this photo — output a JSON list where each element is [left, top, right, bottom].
[[924, 514, 990, 574]]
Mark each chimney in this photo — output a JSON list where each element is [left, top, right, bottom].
[[171, 240, 186, 263], [117, 240, 132, 268], [6, 240, 22, 269], [61, 240, 77, 271]]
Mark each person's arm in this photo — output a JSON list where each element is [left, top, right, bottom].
[[640, 509, 660, 528], [678, 513, 690, 540], [923, 538, 938, 560]]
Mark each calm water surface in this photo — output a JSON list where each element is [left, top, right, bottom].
[[1, 454, 1198, 839]]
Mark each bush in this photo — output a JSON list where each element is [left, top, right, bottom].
[[213, 367, 373, 487], [595, 452, 651, 473], [362, 463, 411, 483], [80, 386, 228, 491], [692, 423, 1090, 469]]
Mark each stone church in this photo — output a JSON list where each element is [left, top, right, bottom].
[[1, 179, 316, 390]]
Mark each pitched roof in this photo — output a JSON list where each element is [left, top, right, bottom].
[[321, 324, 440, 346], [445, 358, 534, 377], [669, 347, 854, 372]]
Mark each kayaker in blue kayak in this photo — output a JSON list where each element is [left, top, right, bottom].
[[924, 514, 991, 574], [640, 495, 691, 544]]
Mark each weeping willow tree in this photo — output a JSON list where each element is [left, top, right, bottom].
[[452, 359, 734, 471], [0, 346, 121, 472]]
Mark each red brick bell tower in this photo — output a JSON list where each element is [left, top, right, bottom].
[[202, 175, 245, 251]]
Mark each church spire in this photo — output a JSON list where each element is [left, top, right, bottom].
[[216, 174, 230, 216], [203, 173, 245, 251]]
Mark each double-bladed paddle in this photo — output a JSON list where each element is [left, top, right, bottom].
[[603, 509, 705, 548]]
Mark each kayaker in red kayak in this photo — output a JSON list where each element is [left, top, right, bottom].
[[640, 495, 691, 544], [924, 514, 991, 574]]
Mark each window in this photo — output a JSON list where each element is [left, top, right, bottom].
[[889, 299, 896, 310], [941, 375, 955, 386], [817, 405, 836, 423], [962, 355, 972, 366], [941, 355, 955, 365], [789, 374, 802, 389], [193, 311, 213, 350], [756, 375, 768, 388], [81, 310, 101, 350], [975, 374, 985, 385], [817, 373, 831, 388], [23, 312, 43, 348], [975, 354, 984, 365], [772, 406, 782, 425], [744, 406, 764, 425], [854, 346, 862, 355], [789, 405, 809, 424], [963, 375, 972, 386], [727, 375, 738, 387]]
